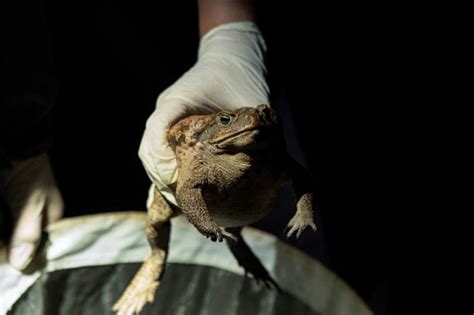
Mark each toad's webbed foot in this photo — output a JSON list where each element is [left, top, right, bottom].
[[241, 255, 281, 292], [113, 254, 163, 315]]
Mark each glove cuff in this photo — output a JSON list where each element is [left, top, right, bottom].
[[200, 21, 263, 42], [198, 21, 267, 62]]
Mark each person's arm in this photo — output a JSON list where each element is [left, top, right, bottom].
[[198, 0, 255, 36], [139, 0, 268, 206], [1, 0, 63, 271]]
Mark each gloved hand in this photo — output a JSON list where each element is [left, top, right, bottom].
[[0, 153, 63, 270], [139, 21, 270, 205]]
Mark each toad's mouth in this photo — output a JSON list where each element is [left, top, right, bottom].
[[210, 128, 260, 145]]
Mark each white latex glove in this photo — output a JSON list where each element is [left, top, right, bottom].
[[139, 21, 269, 205], [0, 153, 63, 270]]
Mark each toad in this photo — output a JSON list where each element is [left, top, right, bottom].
[[113, 105, 316, 315]]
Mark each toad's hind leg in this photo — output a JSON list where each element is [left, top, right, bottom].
[[113, 187, 176, 315], [226, 227, 281, 292]]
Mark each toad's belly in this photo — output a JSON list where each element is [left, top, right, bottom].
[[203, 184, 280, 228]]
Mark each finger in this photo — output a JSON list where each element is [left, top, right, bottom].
[[8, 189, 47, 270], [221, 230, 238, 243], [286, 225, 297, 239], [296, 227, 303, 239], [217, 231, 223, 242], [45, 187, 64, 225]]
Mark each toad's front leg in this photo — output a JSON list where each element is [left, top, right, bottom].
[[177, 180, 237, 243], [113, 188, 175, 315], [285, 159, 317, 239]]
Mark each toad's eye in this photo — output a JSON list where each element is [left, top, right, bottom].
[[219, 113, 233, 126]]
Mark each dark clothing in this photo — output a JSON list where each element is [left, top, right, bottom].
[[0, 0, 57, 166], [0, 1, 200, 168], [0, 0, 200, 212]]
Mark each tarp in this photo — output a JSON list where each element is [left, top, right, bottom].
[[0, 212, 371, 315]]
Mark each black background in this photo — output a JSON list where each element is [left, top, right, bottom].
[[3, 1, 406, 313]]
